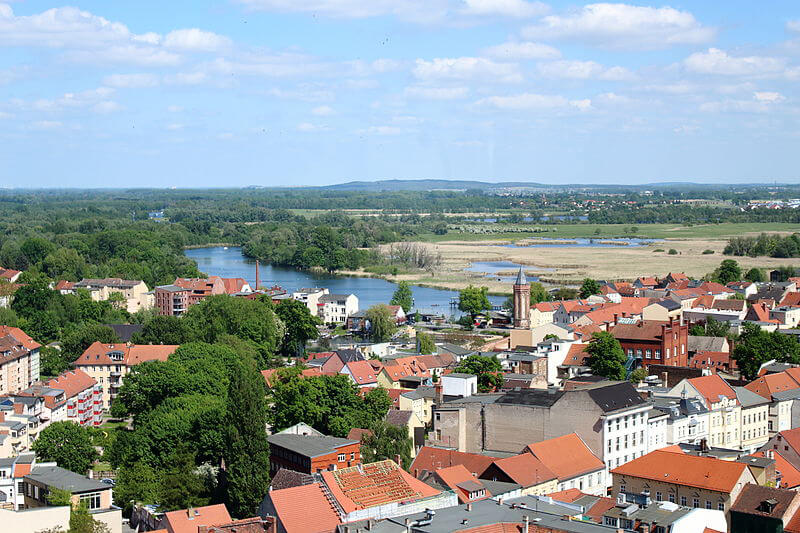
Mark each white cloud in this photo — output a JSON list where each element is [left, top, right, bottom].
[[0, 111, 12, 120], [360, 125, 405, 135], [754, 91, 785, 103], [235, 0, 448, 23], [483, 41, 560, 60], [163, 29, 231, 52], [103, 73, 160, 88], [27, 87, 116, 113], [413, 57, 521, 83], [167, 105, 184, 113], [700, 92, 787, 113], [217, 132, 235, 140], [166, 123, 184, 130], [93, 101, 122, 114], [475, 92, 589, 110], [63, 45, 181, 66], [685, 48, 786, 76], [405, 86, 469, 99], [164, 72, 209, 85], [266, 87, 335, 102], [297, 122, 330, 132], [0, 5, 136, 48], [537, 60, 634, 81], [522, 3, 715, 50], [29, 120, 63, 130], [788, 20, 800, 33], [673, 124, 699, 134], [207, 53, 333, 78], [312, 105, 336, 116], [461, 0, 548, 18]]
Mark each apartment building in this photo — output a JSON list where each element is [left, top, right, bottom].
[[292, 287, 329, 315], [611, 448, 756, 513], [745, 368, 800, 436], [0, 326, 40, 395], [651, 396, 709, 447], [317, 293, 358, 324], [669, 374, 743, 449], [431, 381, 650, 476], [610, 318, 689, 368], [73, 342, 178, 407], [71, 278, 152, 314], [154, 284, 190, 316], [735, 386, 771, 453], [267, 433, 361, 475]]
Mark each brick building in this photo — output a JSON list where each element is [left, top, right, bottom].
[[267, 433, 361, 475], [610, 318, 689, 369], [0, 326, 41, 395], [154, 285, 190, 316]]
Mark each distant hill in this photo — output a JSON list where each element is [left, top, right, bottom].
[[319, 179, 732, 192]]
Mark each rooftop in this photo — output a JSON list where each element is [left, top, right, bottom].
[[267, 434, 357, 459], [26, 465, 109, 494]]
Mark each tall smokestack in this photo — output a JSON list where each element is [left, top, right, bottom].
[[256, 260, 260, 291]]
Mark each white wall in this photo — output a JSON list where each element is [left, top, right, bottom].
[[441, 375, 477, 398]]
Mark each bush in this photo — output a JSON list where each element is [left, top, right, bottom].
[[652, 248, 665, 253], [702, 249, 715, 255], [668, 249, 678, 255]]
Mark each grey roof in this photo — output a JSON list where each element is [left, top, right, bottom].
[[335, 349, 364, 363], [656, 299, 682, 311], [442, 373, 475, 380], [771, 389, 800, 401], [514, 267, 527, 286], [734, 386, 770, 407], [401, 386, 437, 401], [104, 324, 143, 342], [267, 434, 357, 458], [26, 466, 109, 494], [361, 494, 605, 533], [306, 356, 330, 367], [651, 396, 707, 419], [0, 421, 25, 431], [319, 293, 355, 302], [437, 343, 472, 357], [586, 382, 647, 413], [604, 501, 692, 526], [507, 353, 544, 363], [497, 388, 565, 407], [269, 468, 314, 491], [0, 458, 15, 468], [385, 410, 413, 427], [688, 336, 728, 353], [738, 455, 774, 469], [155, 284, 186, 292], [443, 394, 503, 406]]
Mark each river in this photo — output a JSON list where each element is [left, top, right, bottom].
[[185, 247, 506, 316]]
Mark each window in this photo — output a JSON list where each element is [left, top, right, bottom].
[[338, 453, 346, 462], [604, 517, 618, 527], [693, 498, 699, 508], [706, 501, 712, 509], [645, 349, 651, 359], [655, 491, 662, 501], [80, 492, 102, 511], [666, 348, 670, 358], [669, 493, 675, 503], [680, 496, 687, 506], [435, 412, 441, 421], [655, 350, 661, 359], [350, 452, 355, 460], [718, 503, 725, 511], [620, 519, 633, 530]]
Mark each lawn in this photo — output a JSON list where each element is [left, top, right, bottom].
[[417, 222, 800, 242]]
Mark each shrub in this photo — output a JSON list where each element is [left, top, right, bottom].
[[652, 248, 664, 253], [668, 249, 678, 255], [702, 249, 715, 255]]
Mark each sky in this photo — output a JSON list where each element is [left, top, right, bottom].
[[1, 1, 800, 188]]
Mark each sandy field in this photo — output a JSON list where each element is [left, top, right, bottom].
[[375, 238, 800, 292]]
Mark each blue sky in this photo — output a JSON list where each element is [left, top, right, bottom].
[[1, 1, 799, 188]]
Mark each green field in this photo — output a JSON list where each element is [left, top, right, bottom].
[[417, 222, 800, 242]]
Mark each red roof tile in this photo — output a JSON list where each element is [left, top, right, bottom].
[[745, 371, 800, 400], [753, 451, 800, 489], [321, 460, 440, 513], [686, 374, 737, 408], [434, 464, 490, 503], [163, 504, 232, 533], [343, 360, 380, 385], [562, 344, 590, 366], [411, 447, 500, 478], [0, 325, 41, 351], [488, 454, 557, 488], [525, 433, 604, 481], [74, 342, 178, 366], [45, 369, 96, 400], [268, 484, 340, 533], [611, 449, 748, 493]]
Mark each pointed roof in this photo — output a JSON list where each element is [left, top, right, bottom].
[[514, 267, 527, 286]]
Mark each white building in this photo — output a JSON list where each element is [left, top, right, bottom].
[[291, 287, 329, 315], [646, 408, 668, 452], [602, 402, 652, 471], [441, 373, 477, 398], [317, 293, 358, 324]]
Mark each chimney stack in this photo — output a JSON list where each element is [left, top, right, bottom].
[[255, 260, 260, 291], [523, 516, 530, 533]]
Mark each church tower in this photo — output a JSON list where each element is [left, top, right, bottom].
[[513, 267, 531, 329]]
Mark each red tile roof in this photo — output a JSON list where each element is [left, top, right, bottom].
[[611, 449, 748, 493], [381, 356, 430, 381], [13, 463, 31, 478], [0, 326, 41, 351], [525, 434, 604, 482], [457, 524, 523, 533], [219, 277, 249, 294], [690, 351, 737, 372], [347, 428, 373, 442], [74, 342, 178, 366], [54, 280, 74, 291], [745, 302, 779, 323], [610, 320, 671, 342], [163, 504, 232, 533], [487, 454, 557, 488], [46, 369, 96, 400], [434, 464, 490, 503], [562, 344, 590, 366], [321, 460, 440, 513], [745, 371, 800, 400], [411, 447, 500, 478], [343, 360, 380, 385], [546, 489, 616, 522], [268, 484, 340, 533], [782, 293, 800, 307], [0, 268, 21, 281], [753, 451, 800, 489], [686, 374, 737, 408]]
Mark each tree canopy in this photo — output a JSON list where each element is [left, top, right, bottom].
[[365, 304, 397, 343], [458, 285, 491, 317], [579, 278, 601, 299], [453, 354, 502, 392], [733, 322, 800, 380], [32, 422, 98, 474], [587, 331, 627, 381], [390, 281, 414, 314], [275, 298, 320, 356], [712, 259, 742, 284]]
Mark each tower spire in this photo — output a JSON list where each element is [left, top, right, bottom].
[[514, 266, 528, 286]]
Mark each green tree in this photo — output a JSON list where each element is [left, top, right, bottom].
[[744, 267, 765, 282], [20, 237, 56, 265], [713, 259, 742, 284], [11, 274, 55, 318], [579, 278, 601, 299], [552, 287, 579, 300], [416, 330, 436, 355], [586, 331, 627, 381], [32, 422, 98, 474], [158, 446, 209, 511], [361, 419, 413, 469], [629, 368, 648, 383], [458, 285, 491, 318], [62, 324, 119, 360], [275, 298, 320, 357], [365, 304, 397, 342], [390, 281, 414, 313], [529, 282, 551, 304], [132, 315, 196, 345], [113, 461, 159, 513], [40, 346, 72, 378], [733, 322, 800, 380], [453, 354, 502, 392], [222, 355, 271, 518]]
